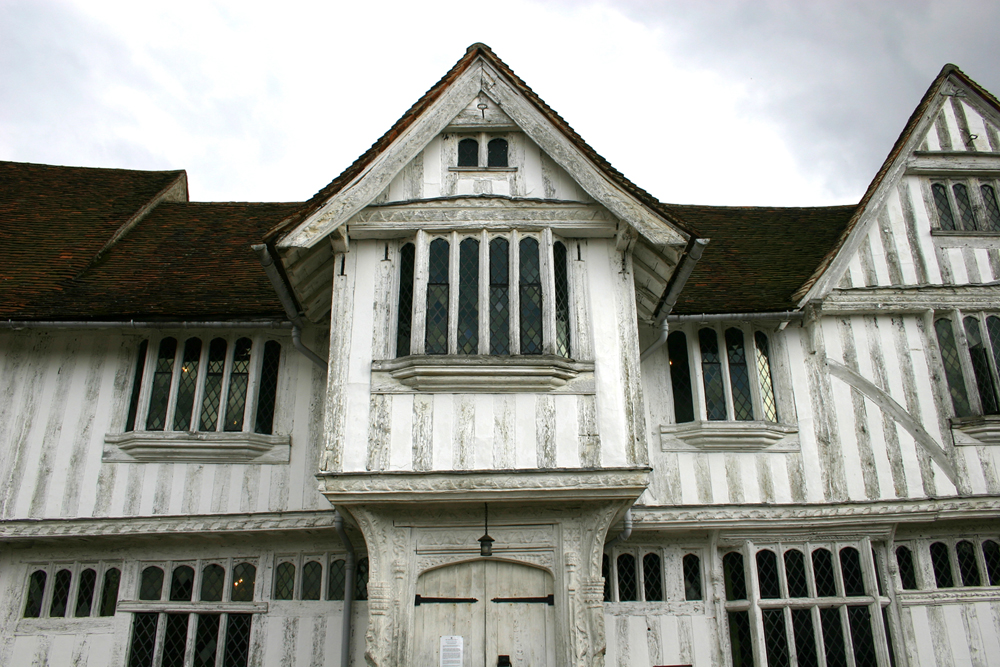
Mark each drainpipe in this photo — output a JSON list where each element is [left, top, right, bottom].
[[639, 319, 670, 363], [334, 509, 357, 667], [640, 237, 708, 362], [604, 509, 633, 551], [252, 244, 328, 371]]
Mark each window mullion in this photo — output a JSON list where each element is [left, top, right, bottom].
[[182, 611, 198, 667], [216, 339, 235, 433], [745, 327, 765, 421], [478, 230, 490, 355], [952, 310, 985, 414], [509, 230, 521, 355], [152, 611, 168, 667], [861, 539, 893, 667], [190, 342, 209, 431], [164, 346, 183, 434], [718, 326, 735, 420], [689, 327, 708, 421], [448, 232, 460, 355], [412, 231, 430, 355], [215, 612, 228, 665], [242, 337, 264, 433], [133, 341, 157, 432], [540, 228, 556, 355], [744, 540, 768, 667], [981, 314, 1000, 408]]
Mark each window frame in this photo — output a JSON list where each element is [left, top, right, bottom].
[[895, 535, 1000, 592], [449, 132, 513, 171], [933, 311, 1000, 419], [602, 546, 705, 605], [396, 229, 573, 359], [20, 560, 122, 621], [270, 552, 369, 602], [930, 177, 1000, 233], [721, 539, 896, 667]]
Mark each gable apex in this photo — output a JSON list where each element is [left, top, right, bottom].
[[268, 44, 694, 252]]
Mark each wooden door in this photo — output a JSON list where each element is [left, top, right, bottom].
[[413, 560, 555, 667]]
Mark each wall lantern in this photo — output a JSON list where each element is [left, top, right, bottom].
[[478, 503, 494, 557]]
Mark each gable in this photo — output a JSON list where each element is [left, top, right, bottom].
[[795, 66, 1000, 304]]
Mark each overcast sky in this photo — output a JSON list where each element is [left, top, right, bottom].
[[2, 0, 999, 207]]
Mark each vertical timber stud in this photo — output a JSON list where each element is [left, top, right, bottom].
[[478, 230, 490, 355], [448, 231, 460, 355], [412, 231, 429, 356], [541, 228, 556, 355], [509, 230, 521, 355]]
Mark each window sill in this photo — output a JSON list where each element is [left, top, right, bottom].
[[659, 421, 799, 452], [115, 600, 269, 613], [371, 355, 595, 393], [16, 616, 116, 635], [103, 431, 291, 464], [448, 166, 517, 172], [951, 415, 1000, 446], [930, 229, 1000, 237]]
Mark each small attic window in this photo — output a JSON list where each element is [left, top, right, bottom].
[[458, 139, 479, 167], [488, 138, 508, 167]]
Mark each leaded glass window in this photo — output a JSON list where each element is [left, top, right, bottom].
[[200, 338, 228, 430], [273, 562, 295, 600], [489, 237, 510, 355], [956, 539, 982, 586], [954, 183, 976, 230], [519, 237, 543, 354], [616, 553, 637, 601], [254, 341, 281, 435], [396, 243, 415, 357], [224, 338, 252, 432], [75, 568, 97, 617], [173, 338, 202, 430], [754, 331, 778, 422], [933, 182, 956, 230], [126, 340, 148, 431], [700, 328, 727, 420], [643, 552, 663, 602], [49, 569, 71, 617], [983, 539, 1000, 585], [301, 560, 322, 601], [355, 557, 370, 601], [488, 138, 508, 167], [328, 559, 346, 600], [840, 547, 866, 596], [932, 178, 1000, 232], [231, 562, 255, 602], [425, 238, 450, 355], [458, 138, 478, 166], [723, 551, 747, 601], [683, 553, 702, 601], [147, 337, 177, 430], [100, 567, 121, 616], [964, 317, 998, 414], [896, 546, 917, 590], [162, 613, 190, 667], [170, 565, 195, 602], [457, 238, 479, 354], [784, 549, 809, 598], [726, 328, 753, 421], [140, 566, 164, 601], [201, 564, 225, 602], [935, 318, 972, 416], [128, 613, 159, 667], [756, 549, 780, 599], [193, 614, 220, 667], [24, 570, 46, 618], [930, 541, 954, 588], [668, 332, 695, 423], [553, 241, 570, 357], [983, 184, 1000, 231], [812, 548, 837, 597]]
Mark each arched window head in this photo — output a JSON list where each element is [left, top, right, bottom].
[[458, 138, 478, 167], [488, 138, 508, 167]]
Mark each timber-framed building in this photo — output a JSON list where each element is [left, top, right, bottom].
[[2, 43, 1000, 667]]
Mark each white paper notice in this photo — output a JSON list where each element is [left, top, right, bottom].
[[440, 636, 463, 667]]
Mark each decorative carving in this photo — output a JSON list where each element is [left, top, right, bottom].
[[952, 416, 1000, 446]]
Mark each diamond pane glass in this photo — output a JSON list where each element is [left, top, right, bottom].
[[726, 328, 754, 420], [99, 567, 120, 616], [553, 241, 570, 357], [162, 613, 190, 667], [756, 549, 781, 599], [668, 332, 695, 423], [254, 341, 280, 434], [930, 542, 954, 588], [489, 238, 510, 355], [355, 557, 369, 601], [273, 562, 294, 600], [194, 613, 220, 667], [327, 559, 346, 601], [812, 549, 837, 597], [231, 562, 255, 602], [602, 554, 611, 602], [616, 553, 637, 601], [792, 608, 820, 667], [727, 610, 755, 667], [170, 565, 194, 602], [458, 138, 478, 167], [50, 568, 71, 617], [964, 317, 999, 414], [643, 553, 663, 602], [763, 608, 790, 667], [983, 540, 1000, 585], [139, 566, 164, 601], [820, 607, 847, 667], [933, 183, 956, 230], [301, 561, 322, 601], [954, 183, 976, 230], [128, 612, 159, 667], [754, 331, 778, 422], [896, 546, 918, 590], [956, 540, 982, 586], [75, 568, 96, 617], [519, 237, 542, 355], [224, 338, 251, 432], [784, 549, 809, 598], [983, 184, 1000, 231], [935, 318, 972, 417], [683, 554, 702, 601], [457, 238, 479, 355], [146, 337, 177, 430], [425, 239, 449, 355], [700, 329, 727, 420], [24, 570, 45, 618], [200, 338, 227, 431], [487, 138, 508, 167], [839, 547, 865, 596], [173, 338, 202, 430], [848, 606, 878, 667], [223, 614, 253, 667], [396, 243, 415, 357], [723, 551, 747, 601], [126, 340, 148, 432], [201, 564, 225, 602]]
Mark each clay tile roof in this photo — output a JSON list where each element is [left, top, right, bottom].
[[666, 204, 857, 315], [0, 160, 184, 317], [21, 202, 300, 321], [265, 43, 695, 243]]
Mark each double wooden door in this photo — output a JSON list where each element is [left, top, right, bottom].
[[413, 560, 556, 667]]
